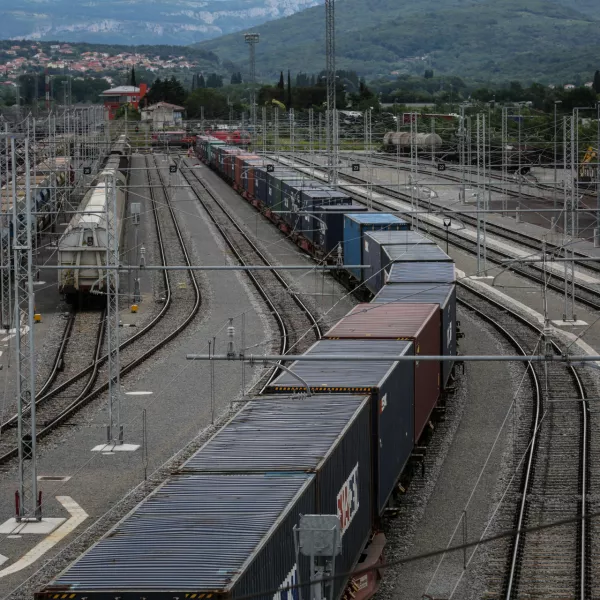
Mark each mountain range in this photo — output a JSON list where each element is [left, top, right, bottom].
[[0, 0, 320, 45], [194, 0, 600, 82], [1, 0, 600, 83]]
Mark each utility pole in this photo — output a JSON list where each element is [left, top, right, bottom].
[[596, 101, 600, 247], [244, 33, 260, 149], [1, 123, 11, 330], [563, 115, 576, 322], [11, 135, 41, 520], [105, 174, 122, 444], [325, 0, 337, 185], [554, 100, 562, 216], [501, 106, 508, 213]]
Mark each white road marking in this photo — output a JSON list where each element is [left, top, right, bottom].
[[125, 390, 153, 396], [0, 555, 8, 567], [0, 496, 88, 578]]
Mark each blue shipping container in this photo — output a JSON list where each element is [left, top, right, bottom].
[[314, 204, 369, 257], [363, 230, 436, 295], [343, 213, 411, 281], [373, 283, 457, 388], [268, 338, 414, 515]]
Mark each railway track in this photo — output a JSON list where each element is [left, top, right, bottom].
[[179, 158, 322, 391], [281, 154, 600, 312], [456, 284, 592, 598], [339, 151, 600, 262], [0, 154, 202, 466]]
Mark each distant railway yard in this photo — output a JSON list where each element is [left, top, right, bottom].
[[1, 111, 600, 600]]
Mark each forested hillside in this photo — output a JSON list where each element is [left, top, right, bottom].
[[196, 0, 600, 82]]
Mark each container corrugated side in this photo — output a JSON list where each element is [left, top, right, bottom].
[[373, 283, 456, 388], [181, 395, 372, 600], [316, 204, 368, 255], [38, 474, 315, 600], [324, 303, 441, 441], [387, 261, 456, 284], [267, 339, 414, 514], [344, 214, 412, 281], [363, 231, 436, 295]]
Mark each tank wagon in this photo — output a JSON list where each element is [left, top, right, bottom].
[[57, 139, 131, 302], [36, 135, 460, 600]]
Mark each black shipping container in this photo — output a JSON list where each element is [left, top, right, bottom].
[[182, 394, 372, 600], [363, 230, 436, 295], [280, 179, 322, 230], [265, 170, 297, 209], [37, 474, 315, 600], [291, 190, 352, 241], [373, 283, 457, 388], [268, 339, 414, 515], [314, 204, 369, 256]]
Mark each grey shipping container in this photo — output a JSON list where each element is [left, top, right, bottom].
[[181, 394, 372, 600], [266, 170, 298, 209], [363, 230, 436, 295], [267, 339, 414, 514], [314, 204, 368, 256], [373, 283, 457, 388], [37, 474, 315, 600], [387, 261, 456, 284]]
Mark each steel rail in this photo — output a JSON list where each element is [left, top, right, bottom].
[[0, 153, 202, 465], [180, 159, 322, 392], [285, 154, 600, 312], [457, 283, 589, 599]]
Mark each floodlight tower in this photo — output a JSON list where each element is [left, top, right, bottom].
[[244, 33, 260, 147], [325, 0, 337, 185]]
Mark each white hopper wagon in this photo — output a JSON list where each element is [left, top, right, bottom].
[[58, 163, 127, 302]]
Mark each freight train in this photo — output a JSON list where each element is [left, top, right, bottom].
[[381, 130, 553, 175], [57, 136, 131, 302], [36, 135, 458, 600]]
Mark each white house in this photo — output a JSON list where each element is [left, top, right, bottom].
[[141, 102, 185, 129]]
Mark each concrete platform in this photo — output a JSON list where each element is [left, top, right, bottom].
[[0, 519, 65, 535]]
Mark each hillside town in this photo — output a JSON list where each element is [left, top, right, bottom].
[[0, 42, 201, 86]]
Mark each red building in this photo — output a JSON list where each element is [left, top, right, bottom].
[[101, 83, 148, 120]]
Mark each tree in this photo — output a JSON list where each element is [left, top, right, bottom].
[[191, 73, 196, 92], [185, 88, 240, 119], [198, 73, 206, 88], [131, 66, 136, 87], [277, 71, 284, 90], [286, 70, 292, 109], [424, 69, 434, 79], [115, 104, 141, 120], [594, 70, 600, 94], [206, 73, 223, 88]]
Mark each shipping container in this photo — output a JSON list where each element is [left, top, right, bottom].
[[234, 154, 260, 189], [266, 171, 302, 210], [314, 204, 369, 256], [373, 283, 457, 388], [343, 213, 411, 281], [324, 303, 440, 441], [268, 339, 414, 514], [363, 230, 436, 295], [291, 188, 352, 239], [241, 158, 266, 195], [279, 179, 322, 229], [386, 261, 456, 284], [37, 474, 315, 600], [182, 394, 372, 600]]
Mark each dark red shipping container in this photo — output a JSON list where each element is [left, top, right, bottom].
[[234, 155, 259, 189], [324, 303, 441, 441]]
